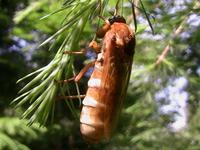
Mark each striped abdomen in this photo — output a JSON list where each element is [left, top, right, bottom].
[[80, 58, 106, 142]]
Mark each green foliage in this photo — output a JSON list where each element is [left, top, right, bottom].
[[12, 0, 104, 126], [0, 0, 200, 149], [0, 133, 29, 150], [0, 117, 46, 150]]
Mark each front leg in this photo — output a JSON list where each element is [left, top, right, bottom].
[[63, 40, 101, 55], [58, 60, 96, 84], [56, 61, 96, 101]]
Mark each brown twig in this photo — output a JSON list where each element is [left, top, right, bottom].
[[155, 44, 170, 65], [155, 1, 200, 66], [155, 17, 186, 66]]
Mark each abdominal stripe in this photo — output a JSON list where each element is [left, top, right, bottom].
[[82, 96, 105, 108], [88, 78, 101, 88]]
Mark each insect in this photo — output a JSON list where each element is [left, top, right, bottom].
[[67, 15, 135, 143]]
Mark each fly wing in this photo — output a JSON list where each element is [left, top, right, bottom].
[[99, 22, 135, 138]]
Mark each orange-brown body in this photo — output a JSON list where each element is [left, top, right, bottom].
[[80, 18, 135, 143]]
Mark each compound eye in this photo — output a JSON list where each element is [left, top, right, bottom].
[[108, 16, 115, 24]]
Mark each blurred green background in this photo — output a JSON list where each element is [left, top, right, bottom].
[[0, 0, 200, 149]]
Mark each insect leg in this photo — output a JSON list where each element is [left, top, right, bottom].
[[57, 61, 95, 100], [63, 40, 101, 55], [88, 40, 101, 53], [63, 48, 86, 55], [59, 60, 96, 84], [57, 94, 86, 100], [74, 60, 96, 82]]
